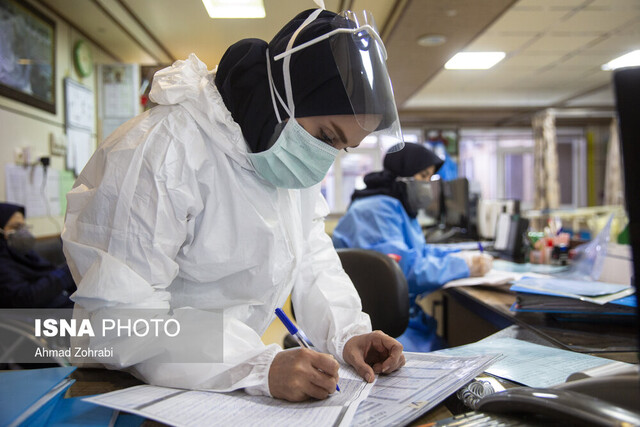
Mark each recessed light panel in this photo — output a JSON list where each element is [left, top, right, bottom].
[[602, 50, 640, 70], [445, 52, 506, 70], [202, 0, 265, 19]]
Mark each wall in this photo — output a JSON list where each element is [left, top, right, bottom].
[[0, 0, 115, 237]]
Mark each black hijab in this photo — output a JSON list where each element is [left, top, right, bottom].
[[0, 203, 24, 229], [214, 9, 357, 153], [351, 143, 444, 217], [0, 203, 50, 270]]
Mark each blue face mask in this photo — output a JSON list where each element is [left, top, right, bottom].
[[247, 118, 338, 189]]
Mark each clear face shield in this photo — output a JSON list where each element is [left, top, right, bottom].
[[397, 178, 438, 212], [272, 9, 404, 153]]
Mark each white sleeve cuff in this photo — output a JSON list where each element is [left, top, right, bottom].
[[331, 312, 372, 365], [243, 344, 281, 397]]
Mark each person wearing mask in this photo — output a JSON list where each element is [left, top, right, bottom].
[[0, 203, 75, 308], [62, 7, 405, 402], [332, 143, 492, 351]]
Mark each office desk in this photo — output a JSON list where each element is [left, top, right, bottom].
[[442, 285, 639, 364]]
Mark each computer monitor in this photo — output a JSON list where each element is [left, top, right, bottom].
[[415, 180, 442, 227], [442, 178, 470, 231], [424, 180, 442, 222], [613, 66, 640, 344]]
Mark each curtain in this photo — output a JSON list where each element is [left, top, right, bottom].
[[532, 109, 560, 210], [604, 118, 625, 206]]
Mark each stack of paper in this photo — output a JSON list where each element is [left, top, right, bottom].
[[85, 353, 499, 427], [510, 276, 636, 317], [443, 269, 550, 288]]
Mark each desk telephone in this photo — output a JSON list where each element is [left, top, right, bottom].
[[474, 368, 640, 426]]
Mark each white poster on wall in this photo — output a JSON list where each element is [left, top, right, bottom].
[[98, 64, 140, 142], [65, 78, 95, 132], [66, 128, 93, 176], [5, 164, 60, 218]]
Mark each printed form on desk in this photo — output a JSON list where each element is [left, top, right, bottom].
[[436, 337, 634, 388], [85, 353, 499, 427]]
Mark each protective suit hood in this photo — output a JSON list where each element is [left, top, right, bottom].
[[150, 54, 252, 169]]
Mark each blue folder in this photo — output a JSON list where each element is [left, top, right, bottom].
[[0, 367, 144, 427], [0, 366, 76, 427]]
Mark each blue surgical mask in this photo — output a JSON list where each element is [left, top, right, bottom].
[[247, 118, 338, 189]]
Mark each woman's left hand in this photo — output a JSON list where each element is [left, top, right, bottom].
[[343, 331, 405, 383]]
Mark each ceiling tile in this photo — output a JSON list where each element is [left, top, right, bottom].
[[500, 50, 565, 67], [466, 33, 533, 52], [525, 34, 600, 52], [489, 9, 565, 32], [560, 9, 640, 33], [564, 86, 615, 106]]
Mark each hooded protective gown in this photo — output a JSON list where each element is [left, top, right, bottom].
[[61, 54, 371, 395]]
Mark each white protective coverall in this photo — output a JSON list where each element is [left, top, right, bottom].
[[62, 54, 371, 396]]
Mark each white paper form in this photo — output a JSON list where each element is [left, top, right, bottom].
[[436, 337, 632, 388], [66, 128, 93, 176], [443, 270, 551, 288], [85, 365, 373, 427], [5, 164, 60, 218], [351, 353, 500, 427]]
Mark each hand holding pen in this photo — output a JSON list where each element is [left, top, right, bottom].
[[267, 308, 341, 402]]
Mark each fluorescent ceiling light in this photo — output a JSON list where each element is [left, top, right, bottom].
[[601, 50, 640, 70], [445, 52, 506, 70], [202, 0, 265, 19]]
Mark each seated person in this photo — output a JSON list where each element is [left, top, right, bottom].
[[332, 143, 491, 351], [0, 203, 75, 308]]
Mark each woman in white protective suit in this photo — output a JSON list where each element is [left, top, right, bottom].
[[62, 7, 406, 401]]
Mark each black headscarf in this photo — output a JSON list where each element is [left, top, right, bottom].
[[0, 203, 75, 308], [351, 144, 444, 217], [215, 9, 357, 153], [0, 203, 49, 270], [0, 203, 24, 229]]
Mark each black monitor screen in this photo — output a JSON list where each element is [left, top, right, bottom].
[[442, 178, 470, 230], [422, 180, 442, 222], [613, 66, 640, 345]]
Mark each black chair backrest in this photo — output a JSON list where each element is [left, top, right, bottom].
[[336, 248, 409, 338]]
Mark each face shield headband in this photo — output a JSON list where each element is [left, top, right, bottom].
[[266, 8, 404, 153]]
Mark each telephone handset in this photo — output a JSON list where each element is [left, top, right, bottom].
[[476, 373, 640, 426]]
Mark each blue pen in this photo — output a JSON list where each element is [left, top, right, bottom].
[[477, 242, 484, 253], [275, 308, 340, 392]]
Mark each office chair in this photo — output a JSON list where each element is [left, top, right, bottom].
[[335, 248, 410, 338], [284, 249, 410, 349]]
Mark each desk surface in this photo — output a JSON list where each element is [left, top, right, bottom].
[[445, 285, 639, 364], [63, 285, 638, 426]]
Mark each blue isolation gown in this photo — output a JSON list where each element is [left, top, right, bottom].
[[332, 195, 470, 351]]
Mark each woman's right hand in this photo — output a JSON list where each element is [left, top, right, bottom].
[[452, 251, 493, 277], [268, 347, 340, 401], [468, 253, 493, 277]]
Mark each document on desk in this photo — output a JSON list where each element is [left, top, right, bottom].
[[436, 337, 632, 388], [442, 269, 550, 288], [351, 353, 500, 426], [511, 276, 634, 305], [85, 354, 498, 427], [85, 365, 373, 427]]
